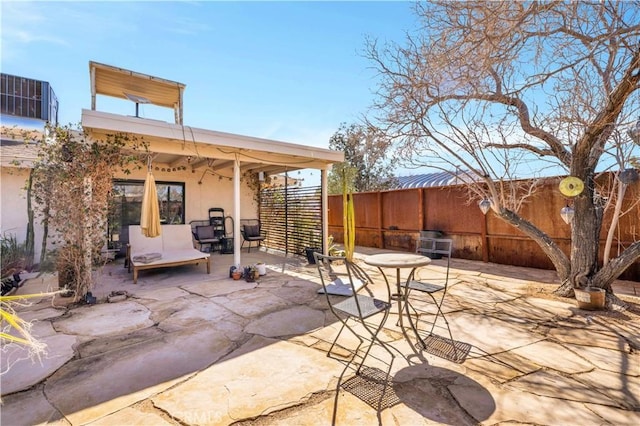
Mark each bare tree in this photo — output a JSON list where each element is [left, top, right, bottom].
[[366, 1, 640, 301]]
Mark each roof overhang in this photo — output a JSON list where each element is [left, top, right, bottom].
[[81, 109, 344, 175]]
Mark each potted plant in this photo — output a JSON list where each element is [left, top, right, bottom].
[[244, 265, 259, 282], [327, 235, 345, 257], [305, 247, 321, 264]]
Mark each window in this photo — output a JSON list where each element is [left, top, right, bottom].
[[108, 180, 185, 254]]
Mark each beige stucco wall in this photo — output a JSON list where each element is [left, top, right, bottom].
[[0, 166, 45, 262], [1, 162, 258, 267], [113, 165, 257, 223]]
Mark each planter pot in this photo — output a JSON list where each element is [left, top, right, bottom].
[[575, 288, 606, 310], [256, 263, 267, 276], [305, 248, 320, 264]]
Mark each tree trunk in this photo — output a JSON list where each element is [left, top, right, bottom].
[[568, 188, 601, 289], [497, 208, 570, 279]]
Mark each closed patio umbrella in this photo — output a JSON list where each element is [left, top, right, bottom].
[[140, 170, 161, 238]]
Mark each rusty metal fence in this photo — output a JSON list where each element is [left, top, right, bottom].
[[327, 178, 640, 281]]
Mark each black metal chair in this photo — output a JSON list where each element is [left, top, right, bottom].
[[189, 220, 220, 252], [404, 238, 466, 362], [314, 253, 395, 374], [240, 219, 266, 252]]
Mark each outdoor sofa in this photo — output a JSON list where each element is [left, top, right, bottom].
[[127, 224, 210, 283]]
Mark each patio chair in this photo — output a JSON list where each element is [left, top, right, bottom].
[[190, 220, 220, 252], [240, 219, 266, 252], [404, 238, 463, 360], [314, 253, 395, 374]]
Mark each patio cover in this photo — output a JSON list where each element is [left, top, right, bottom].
[[82, 63, 343, 266]]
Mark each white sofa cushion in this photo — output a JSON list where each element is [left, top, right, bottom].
[[161, 225, 197, 251], [128, 225, 164, 255]]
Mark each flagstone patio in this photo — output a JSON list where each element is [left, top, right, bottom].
[[1, 247, 638, 425]]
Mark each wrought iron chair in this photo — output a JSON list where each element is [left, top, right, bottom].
[[404, 237, 465, 361], [314, 253, 395, 374]]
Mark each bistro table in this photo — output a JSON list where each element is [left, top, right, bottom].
[[363, 253, 431, 334]]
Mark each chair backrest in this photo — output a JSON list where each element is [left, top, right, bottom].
[[416, 237, 452, 279], [189, 219, 209, 236], [240, 219, 262, 238], [314, 253, 387, 317], [196, 225, 217, 240]]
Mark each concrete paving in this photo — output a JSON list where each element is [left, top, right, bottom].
[[1, 247, 639, 425]]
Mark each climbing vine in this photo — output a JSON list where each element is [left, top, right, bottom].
[[29, 124, 142, 299]]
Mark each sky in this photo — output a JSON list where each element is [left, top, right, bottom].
[[1, 1, 419, 183]]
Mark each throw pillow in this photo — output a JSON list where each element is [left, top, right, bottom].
[[196, 225, 216, 239], [244, 224, 260, 237]]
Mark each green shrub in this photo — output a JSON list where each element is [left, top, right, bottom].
[[1, 234, 28, 277]]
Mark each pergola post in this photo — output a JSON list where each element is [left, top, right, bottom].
[[233, 156, 241, 267]]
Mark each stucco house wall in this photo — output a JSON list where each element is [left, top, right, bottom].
[[0, 143, 259, 268], [0, 166, 46, 262], [111, 165, 257, 223]]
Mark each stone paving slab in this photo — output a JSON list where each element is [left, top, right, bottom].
[[390, 365, 478, 425], [211, 287, 292, 318], [88, 406, 174, 426], [573, 369, 640, 410], [181, 279, 256, 297], [262, 392, 382, 425], [507, 369, 622, 407], [448, 281, 518, 306], [130, 286, 191, 301], [0, 385, 69, 426], [52, 301, 153, 337], [269, 284, 320, 305], [563, 342, 640, 376], [584, 402, 640, 425], [43, 324, 236, 425], [547, 324, 628, 350], [75, 326, 166, 359], [16, 306, 67, 322], [463, 350, 541, 383], [510, 340, 594, 373], [1, 334, 78, 395], [152, 336, 345, 424], [492, 296, 576, 322], [155, 296, 243, 333], [245, 305, 326, 338], [453, 376, 613, 425], [438, 311, 544, 355]]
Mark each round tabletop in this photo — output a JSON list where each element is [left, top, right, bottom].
[[364, 253, 431, 269]]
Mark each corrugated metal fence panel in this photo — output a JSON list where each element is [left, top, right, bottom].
[[353, 192, 381, 228], [260, 185, 323, 255], [424, 186, 480, 233], [381, 189, 422, 230], [327, 176, 640, 281]]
